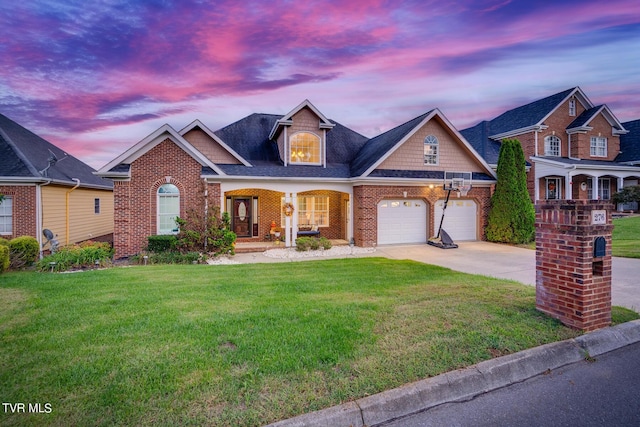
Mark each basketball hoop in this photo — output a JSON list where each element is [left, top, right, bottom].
[[458, 184, 471, 197]]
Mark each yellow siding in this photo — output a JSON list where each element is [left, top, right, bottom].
[[42, 185, 113, 245], [378, 118, 483, 172]]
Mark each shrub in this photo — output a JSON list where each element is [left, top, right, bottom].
[[8, 236, 39, 269], [485, 138, 535, 244], [37, 241, 114, 272], [295, 237, 332, 251], [0, 245, 9, 273], [0, 237, 9, 246], [175, 208, 236, 255], [147, 235, 178, 253]]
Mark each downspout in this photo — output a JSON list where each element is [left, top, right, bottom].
[[203, 178, 208, 251], [66, 179, 80, 245], [37, 179, 52, 259]]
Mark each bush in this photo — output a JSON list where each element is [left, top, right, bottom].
[[37, 241, 114, 272], [295, 237, 332, 251], [0, 245, 9, 273], [175, 208, 236, 256], [485, 138, 535, 244], [147, 235, 178, 253], [9, 236, 39, 269], [0, 237, 9, 246]]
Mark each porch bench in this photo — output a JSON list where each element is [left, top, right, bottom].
[[297, 226, 320, 238]]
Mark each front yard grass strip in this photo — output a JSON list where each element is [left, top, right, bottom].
[[612, 216, 640, 258], [1, 258, 637, 426]]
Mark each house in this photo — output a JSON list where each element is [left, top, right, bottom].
[[96, 100, 497, 258], [461, 87, 640, 203], [0, 113, 114, 251], [617, 119, 640, 210]]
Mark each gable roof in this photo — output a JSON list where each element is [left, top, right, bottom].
[[617, 119, 640, 164], [460, 87, 631, 165], [96, 123, 225, 177], [180, 119, 251, 166], [0, 113, 112, 189], [268, 99, 335, 140], [351, 109, 496, 179]]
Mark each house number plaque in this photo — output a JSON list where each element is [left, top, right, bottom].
[[591, 210, 606, 225]]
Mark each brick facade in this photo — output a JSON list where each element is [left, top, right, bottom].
[[535, 200, 613, 331], [0, 185, 37, 239], [113, 138, 221, 258], [353, 184, 492, 247]]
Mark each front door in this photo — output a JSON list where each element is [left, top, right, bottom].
[[233, 198, 252, 237]]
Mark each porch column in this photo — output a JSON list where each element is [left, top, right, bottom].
[[617, 176, 624, 192], [534, 177, 540, 202], [291, 192, 298, 247], [565, 173, 573, 200], [592, 176, 600, 200]]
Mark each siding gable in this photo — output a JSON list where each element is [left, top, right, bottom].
[[183, 129, 242, 165], [377, 117, 487, 173]]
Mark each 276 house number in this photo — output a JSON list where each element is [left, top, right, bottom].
[[592, 210, 606, 225]]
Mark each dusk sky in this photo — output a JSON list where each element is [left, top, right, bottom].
[[1, 0, 639, 169]]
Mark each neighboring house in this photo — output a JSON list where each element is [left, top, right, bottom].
[[0, 113, 114, 251], [96, 100, 496, 258], [617, 119, 640, 210], [461, 87, 640, 203]]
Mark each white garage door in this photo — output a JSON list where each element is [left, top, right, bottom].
[[377, 199, 428, 245], [434, 199, 477, 241]]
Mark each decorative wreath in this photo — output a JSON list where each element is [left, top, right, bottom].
[[283, 202, 295, 217]]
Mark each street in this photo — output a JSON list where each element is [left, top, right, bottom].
[[383, 341, 640, 427]]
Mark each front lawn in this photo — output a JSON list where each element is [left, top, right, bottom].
[[1, 259, 636, 426], [612, 215, 640, 258]]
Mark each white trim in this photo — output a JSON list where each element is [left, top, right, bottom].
[[361, 109, 497, 180], [180, 119, 252, 166], [96, 124, 225, 177], [490, 124, 548, 141], [268, 99, 335, 140]]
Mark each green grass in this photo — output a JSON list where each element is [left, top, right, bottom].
[[612, 216, 640, 258], [1, 259, 637, 426]]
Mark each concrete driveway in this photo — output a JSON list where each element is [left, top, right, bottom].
[[375, 241, 640, 312]]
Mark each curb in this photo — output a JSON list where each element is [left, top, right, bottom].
[[265, 319, 640, 427]]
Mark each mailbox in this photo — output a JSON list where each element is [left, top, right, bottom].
[[593, 236, 606, 258]]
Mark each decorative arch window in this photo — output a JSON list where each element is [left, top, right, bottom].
[[544, 135, 561, 157], [424, 135, 439, 165], [290, 132, 321, 164], [157, 183, 180, 234]]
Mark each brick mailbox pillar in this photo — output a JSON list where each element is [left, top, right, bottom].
[[535, 200, 613, 332]]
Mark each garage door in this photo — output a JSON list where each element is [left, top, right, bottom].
[[377, 199, 428, 245], [434, 199, 477, 241]]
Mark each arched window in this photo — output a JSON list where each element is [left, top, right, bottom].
[[157, 183, 180, 234], [290, 132, 321, 164], [424, 135, 439, 165], [544, 135, 561, 157]]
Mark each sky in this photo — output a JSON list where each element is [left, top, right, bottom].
[[1, 0, 639, 169]]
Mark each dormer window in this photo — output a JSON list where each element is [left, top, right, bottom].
[[569, 99, 576, 116], [424, 135, 439, 165], [290, 132, 321, 164]]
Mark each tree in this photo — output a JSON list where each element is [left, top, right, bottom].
[[485, 138, 536, 244], [612, 185, 640, 210]]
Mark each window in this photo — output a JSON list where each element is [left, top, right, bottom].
[[157, 184, 180, 234], [424, 135, 439, 165], [546, 178, 561, 200], [290, 132, 321, 164], [588, 178, 611, 200], [590, 137, 607, 157], [282, 196, 330, 227], [0, 196, 12, 235], [544, 136, 561, 157], [94, 198, 100, 214], [569, 99, 576, 116]]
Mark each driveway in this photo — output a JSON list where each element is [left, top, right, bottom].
[[375, 242, 640, 312]]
